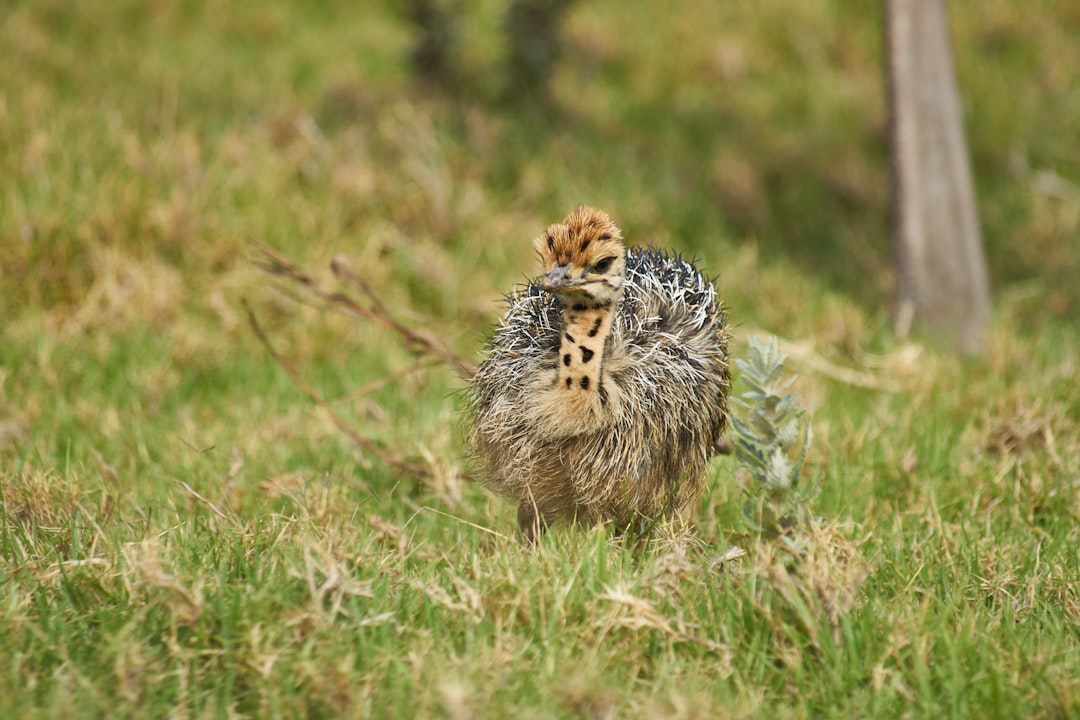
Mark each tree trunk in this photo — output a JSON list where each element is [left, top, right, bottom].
[[886, 0, 991, 355]]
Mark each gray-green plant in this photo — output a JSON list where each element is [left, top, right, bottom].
[[731, 336, 816, 537]]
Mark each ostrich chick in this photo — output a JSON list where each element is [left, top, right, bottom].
[[469, 207, 730, 541]]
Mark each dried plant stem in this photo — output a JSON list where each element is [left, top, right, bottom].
[[340, 358, 440, 403], [243, 299, 433, 480], [740, 327, 904, 392], [254, 242, 477, 379]]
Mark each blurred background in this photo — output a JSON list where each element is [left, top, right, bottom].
[[3, 1, 1077, 326]]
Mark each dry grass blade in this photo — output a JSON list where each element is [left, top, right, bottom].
[[173, 478, 232, 523], [412, 506, 511, 541], [598, 585, 730, 655], [242, 300, 433, 480], [740, 328, 909, 392]]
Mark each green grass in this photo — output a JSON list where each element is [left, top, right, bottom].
[[2, 0, 1079, 717]]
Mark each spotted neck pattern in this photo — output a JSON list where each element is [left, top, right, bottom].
[[555, 298, 616, 406]]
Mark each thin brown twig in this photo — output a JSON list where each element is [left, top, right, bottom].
[[253, 242, 477, 379], [329, 254, 391, 316], [331, 254, 478, 379], [338, 358, 440, 404], [242, 299, 433, 480]]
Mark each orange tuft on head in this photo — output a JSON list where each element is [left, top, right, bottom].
[[535, 207, 624, 269], [533, 207, 627, 306]]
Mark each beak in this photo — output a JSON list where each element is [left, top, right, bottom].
[[541, 262, 576, 291]]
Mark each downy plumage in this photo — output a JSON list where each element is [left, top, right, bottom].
[[469, 207, 730, 540]]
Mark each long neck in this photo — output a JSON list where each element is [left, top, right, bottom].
[[556, 300, 616, 406]]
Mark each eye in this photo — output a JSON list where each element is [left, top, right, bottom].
[[592, 256, 615, 274]]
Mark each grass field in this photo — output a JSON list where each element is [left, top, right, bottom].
[[2, 1, 1079, 717]]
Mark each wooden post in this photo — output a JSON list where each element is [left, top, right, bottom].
[[886, 0, 991, 355]]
